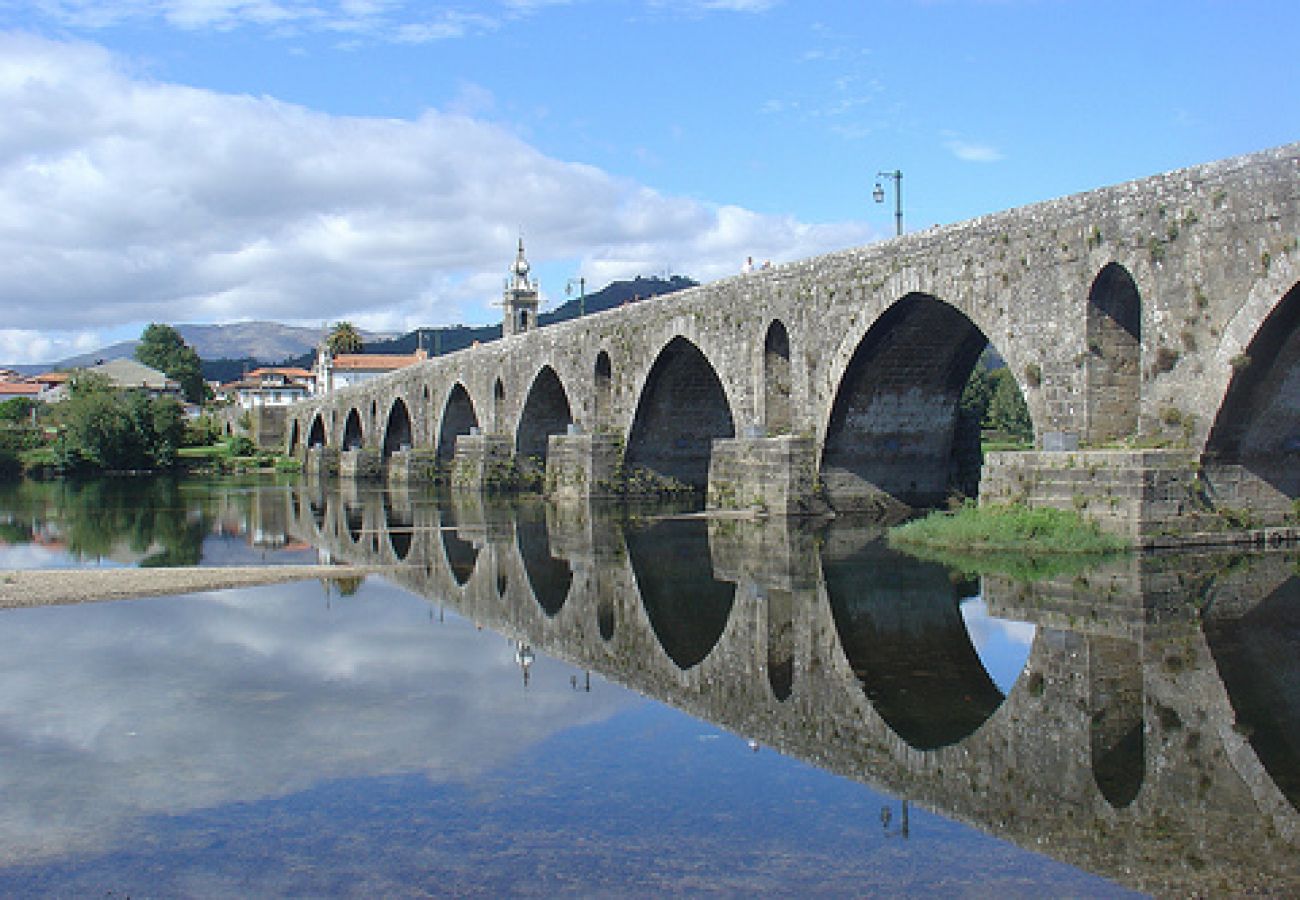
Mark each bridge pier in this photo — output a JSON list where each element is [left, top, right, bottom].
[[707, 436, 829, 516], [980, 449, 1205, 542], [338, 447, 383, 480], [303, 447, 339, 480], [544, 433, 623, 499], [386, 448, 438, 484], [451, 433, 519, 492]]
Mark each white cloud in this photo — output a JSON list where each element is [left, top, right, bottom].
[[0, 33, 875, 363], [944, 137, 1005, 163]]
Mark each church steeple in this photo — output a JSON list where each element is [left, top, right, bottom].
[[502, 236, 539, 337]]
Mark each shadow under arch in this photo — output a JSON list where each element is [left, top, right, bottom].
[[342, 408, 364, 450], [626, 518, 735, 670], [821, 293, 1013, 511], [307, 413, 327, 449], [438, 383, 479, 461], [1088, 636, 1146, 809], [626, 336, 735, 489], [383, 397, 414, 457], [1085, 262, 1142, 444], [1203, 281, 1300, 514], [1202, 575, 1300, 812], [763, 319, 793, 435], [516, 505, 572, 617], [823, 540, 1008, 750], [516, 366, 574, 480]]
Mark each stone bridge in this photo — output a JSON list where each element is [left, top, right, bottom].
[[277, 483, 1299, 896], [286, 144, 1300, 537]]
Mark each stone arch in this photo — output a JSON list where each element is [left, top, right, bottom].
[[516, 365, 574, 477], [342, 408, 364, 450], [1203, 281, 1300, 517], [382, 397, 413, 457], [493, 378, 506, 432], [763, 319, 793, 435], [626, 518, 735, 671], [437, 383, 478, 460], [1088, 636, 1146, 809], [307, 413, 327, 449], [438, 507, 479, 586], [625, 336, 736, 490], [1085, 263, 1142, 443], [824, 542, 1008, 751], [821, 292, 1013, 511], [594, 350, 613, 430]]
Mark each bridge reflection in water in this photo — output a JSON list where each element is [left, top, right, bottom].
[[289, 481, 1299, 896]]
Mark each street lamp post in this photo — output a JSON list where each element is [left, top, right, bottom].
[[566, 277, 587, 318], [874, 169, 903, 236]]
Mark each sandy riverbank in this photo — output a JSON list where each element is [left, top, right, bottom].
[[0, 565, 382, 611]]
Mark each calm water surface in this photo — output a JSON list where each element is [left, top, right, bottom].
[[0, 477, 1295, 898]]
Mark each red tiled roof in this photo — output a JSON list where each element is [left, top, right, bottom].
[[0, 383, 44, 396], [332, 351, 426, 371], [247, 367, 314, 378]]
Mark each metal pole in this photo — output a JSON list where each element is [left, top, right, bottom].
[[893, 171, 903, 236]]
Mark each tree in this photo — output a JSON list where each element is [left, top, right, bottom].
[[326, 321, 363, 355], [986, 368, 1033, 442], [56, 372, 184, 471], [135, 323, 209, 404]]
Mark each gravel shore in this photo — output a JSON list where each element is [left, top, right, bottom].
[[0, 565, 381, 610]]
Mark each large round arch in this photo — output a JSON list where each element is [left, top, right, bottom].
[[1203, 281, 1300, 518], [763, 319, 793, 435], [437, 383, 479, 461], [1084, 262, 1142, 444], [516, 365, 574, 477], [342, 408, 364, 450], [820, 292, 1017, 511], [382, 397, 414, 457], [625, 336, 736, 489]]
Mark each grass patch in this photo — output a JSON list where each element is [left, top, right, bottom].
[[889, 502, 1130, 556], [891, 540, 1126, 581]]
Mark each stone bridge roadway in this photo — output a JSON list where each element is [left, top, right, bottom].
[[287, 144, 1300, 533], [283, 483, 1299, 896]]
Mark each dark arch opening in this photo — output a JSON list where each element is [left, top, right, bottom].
[[766, 588, 794, 702], [824, 538, 1007, 750], [822, 293, 1008, 511], [307, 414, 326, 449], [437, 384, 479, 460], [1085, 263, 1142, 443], [516, 366, 574, 479], [517, 507, 571, 617], [288, 419, 300, 456], [626, 336, 735, 490], [1203, 575, 1300, 812], [344, 502, 364, 544], [595, 351, 613, 429], [764, 320, 793, 435], [383, 397, 414, 457], [342, 408, 364, 450], [1204, 282, 1300, 519], [383, 495, 413, 561], [626, 518, 735, 670], [438, 508, 478, 587], [493, 378, 506, 432], [1088, 636, 1146, 809], [597, 598, 616, 641]]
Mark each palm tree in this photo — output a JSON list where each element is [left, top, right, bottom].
[[326, 321, 363, 355]]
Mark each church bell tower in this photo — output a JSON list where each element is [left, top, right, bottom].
[[502, 237, 539, 337]]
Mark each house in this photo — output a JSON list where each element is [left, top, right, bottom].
[[42, 359, 180, 401], [217, 367, 315, 408], [314, 347, 428, 394]]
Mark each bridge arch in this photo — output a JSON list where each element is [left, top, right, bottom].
[[625, 335, 737, 489], [382, 397, 414, 457], [594, 351, 613, 430], [437, 383, 479, 460], [307, 413, 327, 449], [517, 508, 571, 618], [516, 365, 574, 476], [342, 407, 364, 450], [1084, 262, 1142, 444], [1204, 279, 1300, 513], [1088, 636, 1146, 809], [763, 319, 793, 435], [820, 292, 1011, 510]]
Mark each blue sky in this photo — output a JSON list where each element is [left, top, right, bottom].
[[0, 1, 1295, 364]]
